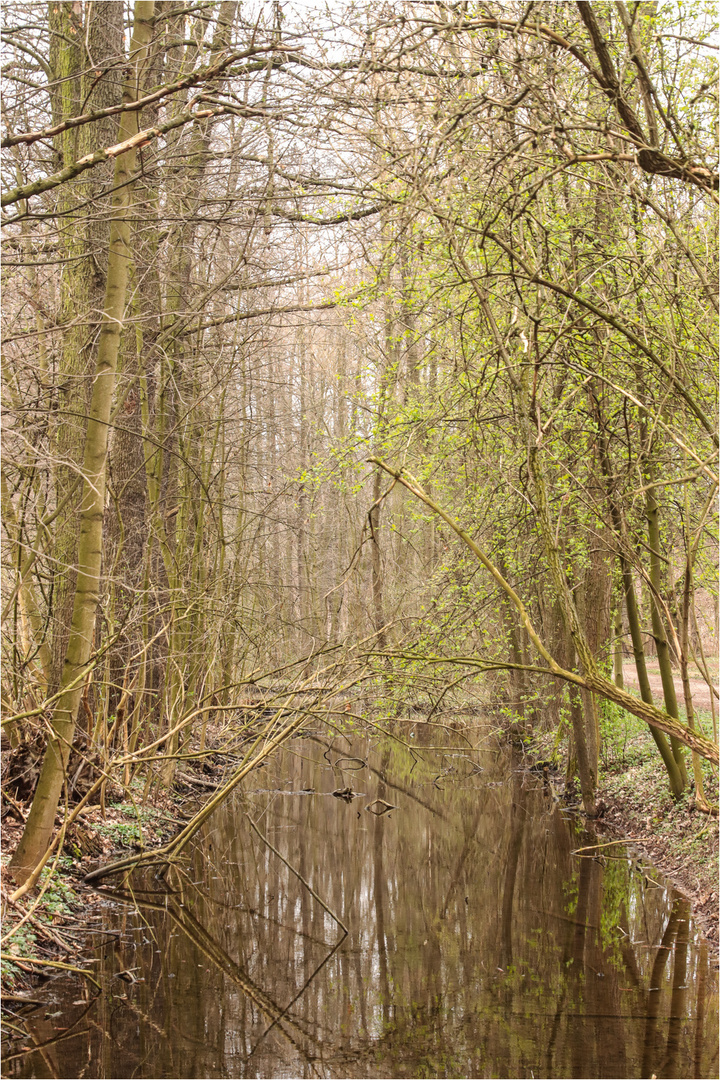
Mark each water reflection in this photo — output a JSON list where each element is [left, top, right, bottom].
[[4, 731, 718, 1079]]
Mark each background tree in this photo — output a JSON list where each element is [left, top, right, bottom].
[[2, 0, 717, 885]]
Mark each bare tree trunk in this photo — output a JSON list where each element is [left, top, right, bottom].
[[645, 479, 688, 788], [10, 1, 156, 885], [613, 590, 624, 690], [47, 2, 124, 709]]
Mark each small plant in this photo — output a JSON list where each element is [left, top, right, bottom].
[[1, 956, 21, 988], [94, 819, 144, 847], [1, 924, 38, 988], [38, 864, 80, 917]]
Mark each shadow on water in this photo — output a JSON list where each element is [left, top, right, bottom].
[[3, 729, 718, 1079]]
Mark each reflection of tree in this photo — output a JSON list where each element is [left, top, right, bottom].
[[61, 741, 715, 1079], [543, 842, 633, 1078], [588, 853, 630, 1077], [103, 881, 321, 1068], [694, 940, 710, 1079], [569, 856, 593, 1077], [641, 894, 680, 1079], [373, 749, 391, 1023], [665, 897, 690, 1080], [617, 900, 644, 995], [497, 751, 527, 969]]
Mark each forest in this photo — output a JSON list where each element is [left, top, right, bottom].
[[1, 2, 718, 1077]]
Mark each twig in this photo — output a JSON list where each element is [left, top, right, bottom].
[[175, 771, 221, 790], [571, 837, 653, 855], [0, 954, 100, 989]]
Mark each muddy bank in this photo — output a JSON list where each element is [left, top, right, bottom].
[[597, 772, 719, 962]]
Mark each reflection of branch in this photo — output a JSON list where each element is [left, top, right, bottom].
[[1, 1022, 90, 1068], [441, 806, 482, 921], [248, 816, 349, 934], [102, 884, 314, 1057], [309, 735, 450, 820], [250, 935, 346, 1062]]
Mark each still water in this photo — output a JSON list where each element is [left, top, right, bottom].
[[4, 730, 718, 1079]]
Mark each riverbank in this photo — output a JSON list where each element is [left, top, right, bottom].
[[596, 761, 719, 961], [0, 778, 200, 993], [591, 677, 718, 960]]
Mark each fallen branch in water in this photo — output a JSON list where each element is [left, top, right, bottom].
[[83, 705, 311, 883], [0, 953, 100, 989]]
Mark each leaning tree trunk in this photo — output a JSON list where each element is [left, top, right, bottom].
[[591, 389, 686, 799], [10, 1, 156, 885]]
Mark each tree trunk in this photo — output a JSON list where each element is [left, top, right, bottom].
[[623, 558, 686, 799], [46, 2, 124, 708], [591, 389, 686, 799], [10, 1, 156, 885], [613, 590, 624, 690], [645, 480, 688, 788]]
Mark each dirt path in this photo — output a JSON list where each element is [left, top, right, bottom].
[[622, 662, 718, 715]]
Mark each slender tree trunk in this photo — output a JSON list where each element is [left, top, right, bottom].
[[522, 426, 596, 813], [10, 1, 156, 885], [613, 590, 624, 689], [645, 480, 688, 787], [591, 390, 686, 798], [105, 15, 168, 729], [47, 2, 124, 706], [623, 558, 686, 799], [369, 469, 387, 651]]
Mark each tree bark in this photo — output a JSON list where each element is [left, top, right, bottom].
[[645, 479, 688, 788], [10, 1, 156, 885]]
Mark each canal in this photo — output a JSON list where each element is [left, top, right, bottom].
[[4, 730, 718, 1078]]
